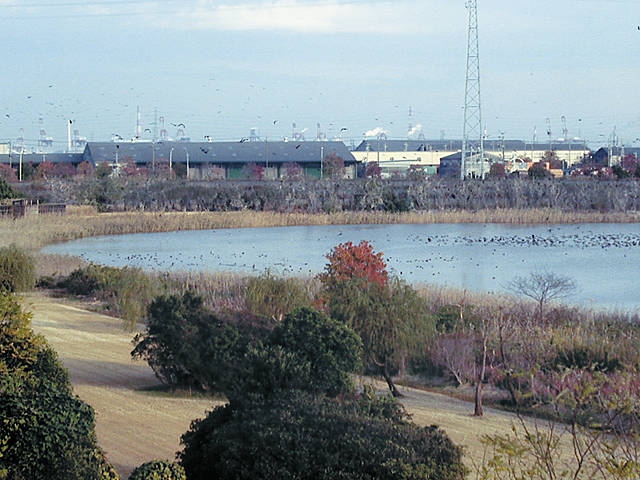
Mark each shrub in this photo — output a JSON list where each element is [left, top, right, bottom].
[[0, 244, 35, 293], [179, 389, 467, 480], [231, 307, 362, 400], [58, 264, 156, 329], [268, 307, 361, 396], [58, 264, 104, 296], [245, 271, 311, 321], [0, 292, 117, 480], [0, 175, 18, 195], [131, 290, 247, 391], [129, 460, 185, 480]]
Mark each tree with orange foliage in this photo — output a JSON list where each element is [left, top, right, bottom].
[[318, 240, 388, 289], [318, 241, 435, 397]]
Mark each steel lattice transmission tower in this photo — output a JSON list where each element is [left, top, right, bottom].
[[461, 0, 483, 179]]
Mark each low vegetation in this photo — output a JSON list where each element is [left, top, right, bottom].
[[0, 244, 35, 293], [11, 174, 640, 216], [0, 292, 118, 479], [179, 389, 465, 480]]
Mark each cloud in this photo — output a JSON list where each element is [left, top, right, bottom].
[[146, 1, 452, 35]]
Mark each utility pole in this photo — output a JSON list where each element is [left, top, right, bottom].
[[461, 0, 483, 179]]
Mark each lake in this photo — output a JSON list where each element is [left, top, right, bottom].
[[42, 223, 640, 312]]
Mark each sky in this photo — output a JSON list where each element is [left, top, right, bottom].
[[0, 0, 639, 151]]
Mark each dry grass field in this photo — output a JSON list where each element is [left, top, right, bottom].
[[24, 291, 542, 479]]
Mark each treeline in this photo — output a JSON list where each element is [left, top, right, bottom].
[[14, 175, 640, 213]]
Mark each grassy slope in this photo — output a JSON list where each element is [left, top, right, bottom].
[[25, 293, 221, 478], [26, 292, 533, 478]]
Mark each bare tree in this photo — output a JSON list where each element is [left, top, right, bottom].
[[508, 271, 576, 322]]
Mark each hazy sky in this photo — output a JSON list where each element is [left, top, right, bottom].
[[1, 0, 638, 150]]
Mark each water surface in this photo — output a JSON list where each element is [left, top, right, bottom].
[[43, 223, 640, 312]]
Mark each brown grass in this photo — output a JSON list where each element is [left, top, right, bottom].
[[3, 207, 638, 254]]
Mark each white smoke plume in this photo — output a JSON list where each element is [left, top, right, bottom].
[[408, 123, 423, 138], [364, 127, 388, 138]]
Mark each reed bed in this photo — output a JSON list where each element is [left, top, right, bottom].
[[2, 207, 638, 253]]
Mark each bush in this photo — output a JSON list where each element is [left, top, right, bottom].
[[229, 307, 362, 400], [245, 271, 311, 321], [179, 389, 467, 480], [268, 307, 362, 396], [0, 176, 18, 198], [129, 460, 185, 480], [131, 290, 247, 391], [133, 296, 360, 400], [58, 264, 156, 329], [0, 292, 117, 480], [58, 264, 105, 296], [0, 244, 35, 293]]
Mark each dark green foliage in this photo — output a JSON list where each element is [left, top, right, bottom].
[[0, 292, 117, 480], [0, 177, 18, 200], [232, 308, 362, 400], [270, 307, 361, 395], [551, 345, 622, 373], [528, 163, 553, 178], [179, 389, 466, 480], [133, 295, 361, 401], [131, 290, 245, 391], [58, 264, 105, 296], [435, 305, 464, 334], [0, 244, 35, 293], [128, 460, 185, 480], [382, 187, 410, 212], [612, 164, 630, 179]]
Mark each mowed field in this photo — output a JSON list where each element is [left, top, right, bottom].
[[25, 292, 532, 479]]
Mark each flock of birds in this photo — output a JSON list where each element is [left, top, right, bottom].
[[62, 228, 640, 282]]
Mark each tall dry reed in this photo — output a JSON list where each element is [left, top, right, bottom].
[[3, 208, 638, 253]]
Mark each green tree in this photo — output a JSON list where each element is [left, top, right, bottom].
[[267, 307, 362, 397], [528, 162, 553, 178], [129, 460, 185, 480], [612, 164, 631, 179], [131, 290, 244, 391], [0, 292, 117, 480], [0, 177, 18, 199], [326, 277, 435, 397], [320, 242, 434, 397], [179, 389, 466, 480], [0, 244, 35, 293]]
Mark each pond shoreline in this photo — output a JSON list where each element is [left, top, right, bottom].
[[3, 207, 639, 252]]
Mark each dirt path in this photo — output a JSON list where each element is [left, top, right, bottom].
[[25, 293, 527, 478]]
